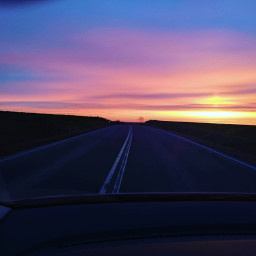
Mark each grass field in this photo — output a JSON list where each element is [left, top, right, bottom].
[[146, 120, 256, 166], [0, 111, 109, 157]]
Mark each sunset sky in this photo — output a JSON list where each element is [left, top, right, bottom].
[[1, 0, 256, 124]]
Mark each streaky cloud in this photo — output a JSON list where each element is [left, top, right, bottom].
[[1, 101, 256, 112], [90, 92, 211, 100]]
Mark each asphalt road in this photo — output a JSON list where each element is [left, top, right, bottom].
[[1, 124, 256, 200]]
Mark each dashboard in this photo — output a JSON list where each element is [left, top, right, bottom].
[[1, 195, 256, 255]]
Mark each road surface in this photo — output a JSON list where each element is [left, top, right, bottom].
[[1, 125, 256, 200]]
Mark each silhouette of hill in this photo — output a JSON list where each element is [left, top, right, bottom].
[[0, 111, 109, 157]]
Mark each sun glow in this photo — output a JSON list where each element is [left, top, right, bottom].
[[145, 110, 256, 125], [198, 96, 236, 106], [179, 111, 254, 119]]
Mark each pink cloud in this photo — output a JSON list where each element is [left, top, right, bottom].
[[1, 28, 256, 123]]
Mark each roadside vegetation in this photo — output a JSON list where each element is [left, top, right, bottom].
[[146, 120, 256, 166], [0, 111, 109, 157]]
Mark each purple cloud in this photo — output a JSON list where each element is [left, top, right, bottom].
[[90, 92, 211, 100]]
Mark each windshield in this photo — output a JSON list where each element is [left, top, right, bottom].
[[0, 0, 256, 202]]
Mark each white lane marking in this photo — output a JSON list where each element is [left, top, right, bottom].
[[155, 127, 256, 171], [99, 126, 132, 194], [0, 126, 109, 164], [112, 127, 133, 194]]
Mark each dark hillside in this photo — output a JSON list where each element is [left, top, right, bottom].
[[0, 111, 109, 157]]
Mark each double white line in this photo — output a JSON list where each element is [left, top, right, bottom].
[[99, 126, 133, 194]]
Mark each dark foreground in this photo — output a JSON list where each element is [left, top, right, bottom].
[[0, 111, 109, 157], [146, 120, 256, 166], [1, 125, 256, 201]]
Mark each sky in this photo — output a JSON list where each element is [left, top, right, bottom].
[[1, 0, 256, 124]]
